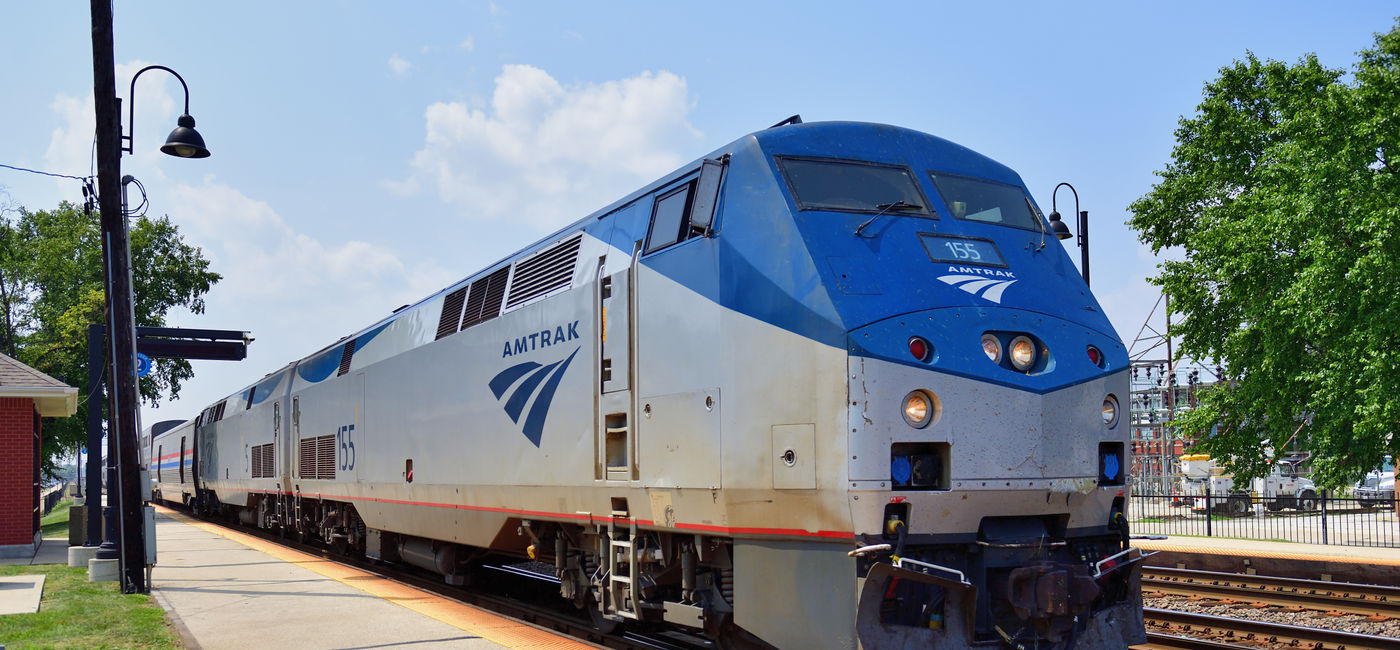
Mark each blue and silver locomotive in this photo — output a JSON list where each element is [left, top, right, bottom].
[[152, 120, 1144, 648]]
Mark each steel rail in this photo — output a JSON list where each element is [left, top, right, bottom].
[[1144, 607, 1400, 650], [1135, 631, 1253, 649], [1144, 566, 1400, 618]]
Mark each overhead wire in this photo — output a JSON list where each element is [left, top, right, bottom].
[[0, 162, 92, 182]]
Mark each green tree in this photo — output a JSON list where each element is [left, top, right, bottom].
[[1129, 22, 1400, 489], [0, 200, 220, 479]]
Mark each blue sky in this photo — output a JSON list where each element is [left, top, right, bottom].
[[1, 2, 1396, 427]]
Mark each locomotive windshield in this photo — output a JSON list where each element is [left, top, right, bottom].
[[778, 157, 930, 214], [928, 172, 1042, 231]]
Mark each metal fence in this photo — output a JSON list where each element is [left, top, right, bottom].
[[41, 482, 67, 516], [1130, 488, 1400, 548]]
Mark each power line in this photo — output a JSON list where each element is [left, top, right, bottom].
[[0, 162, 92, 182]]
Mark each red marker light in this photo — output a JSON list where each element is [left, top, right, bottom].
[[908, 336, 932, 363], [1087, 345, 1102, 367]]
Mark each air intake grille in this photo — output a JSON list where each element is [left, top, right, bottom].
[[336, 341, 355, 377], [506, 234, 581, 308], [436, 287, 468, 340], [299, 434, 337, 479], [317, 435, 337, 478], [461, 266, 511, 330], [251, 443, 274, 478]]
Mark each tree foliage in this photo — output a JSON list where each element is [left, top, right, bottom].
[[1130, 22, 1400, 488], [0, 201, 220, 479]]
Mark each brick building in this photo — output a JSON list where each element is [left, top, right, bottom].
[[0, 351, 77, 558]]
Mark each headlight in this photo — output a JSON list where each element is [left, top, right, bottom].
[[902, 390, 933, 428], [980, 334, 1002, 364], [1102, 395, 1119, 428], [1009, 335, 1036, 371]]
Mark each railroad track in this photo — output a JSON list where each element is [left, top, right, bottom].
[[162, 505, 713, 650], [1143, 607, 1400, 650], [1144, 566, 1400, 618]]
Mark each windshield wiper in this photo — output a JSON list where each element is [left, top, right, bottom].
[[854, 200, 923, 237]]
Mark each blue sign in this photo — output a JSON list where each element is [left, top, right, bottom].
[[136, 352, 152, 378]]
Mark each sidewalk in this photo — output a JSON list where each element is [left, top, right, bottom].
[[0, 538, 71, 615]]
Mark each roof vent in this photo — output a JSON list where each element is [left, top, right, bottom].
[[461, 266, 511, 330], [506, 233, 581, 309], [436, 287, 467, 340]]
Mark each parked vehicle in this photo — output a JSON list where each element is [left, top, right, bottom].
[[1178, 454, 1318, 513], [1356, 456, 1395, 508]]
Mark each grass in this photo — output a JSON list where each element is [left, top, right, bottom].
[[39, 499, 73, 539], [0, 564, 181, 649]]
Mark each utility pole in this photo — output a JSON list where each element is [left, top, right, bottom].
[[90, 0, 147, 594]]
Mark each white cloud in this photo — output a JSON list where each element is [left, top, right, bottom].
[[146, 179, 454, 420], [389, 54, 412, 77], [390, 64, 700, 231], [459, 35, 475, 51], [168, 179, 450, 307]]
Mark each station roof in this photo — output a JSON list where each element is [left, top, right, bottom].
[[0, 351, 78, 417]]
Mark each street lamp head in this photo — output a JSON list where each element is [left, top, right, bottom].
[[160, 114, 210, 159], [1047, 209, 1073, 240]]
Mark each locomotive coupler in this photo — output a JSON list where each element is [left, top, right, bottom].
[[1005, 561, 1099, 643]]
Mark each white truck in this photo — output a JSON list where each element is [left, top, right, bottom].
[[1178, 454, 1318, 513], [1355, 456, 1395, 508]]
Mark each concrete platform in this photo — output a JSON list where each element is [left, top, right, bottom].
[[0, 574, 45, 615], [150, 507, 598, 650], [1136, 534, 1400, 584], [0, 538, 67, 617], [0, 537, 71, 567]]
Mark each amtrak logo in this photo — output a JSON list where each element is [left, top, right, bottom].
[[488, 347, 580, 447], [938, 272, 1017, 304]]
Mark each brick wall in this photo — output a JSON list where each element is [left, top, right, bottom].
[[0, 397, 37, 546]]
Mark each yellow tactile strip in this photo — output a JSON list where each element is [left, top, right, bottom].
[[1136, 540, 1400, 567], [154, 505, 595, 650]]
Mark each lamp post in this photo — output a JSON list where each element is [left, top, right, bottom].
[[89, 0, 210, 594], [1047, 182, 1089, 286]]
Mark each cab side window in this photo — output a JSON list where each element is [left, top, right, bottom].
[[644, 182, 695, 254]]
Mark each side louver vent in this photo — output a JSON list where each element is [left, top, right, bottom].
[[299, 434, 337, 479], [461, 266, 511, 330], [436, 287, 468, 340], [251, 443, 274, 478], [336, 340, 355, 377], [317, 434, 337, 478], [506, 233, 582, 308]]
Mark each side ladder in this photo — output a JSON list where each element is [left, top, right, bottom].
[[604, 513, 640, 620]]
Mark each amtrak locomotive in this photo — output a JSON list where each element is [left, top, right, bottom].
[[150, 119, 1145, 648]]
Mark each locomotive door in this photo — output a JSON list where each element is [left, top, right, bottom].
[[597, 244, 638, 481]]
